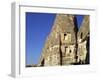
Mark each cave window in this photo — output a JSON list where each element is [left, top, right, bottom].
[[69, 50, 71, 53], [64, 34, 67, 36], [64, 33, 71, 42]]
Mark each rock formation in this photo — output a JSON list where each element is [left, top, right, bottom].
[[77, 15, 90, 64], [38, 14, 90, 66]]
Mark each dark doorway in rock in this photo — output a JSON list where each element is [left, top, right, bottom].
[[69, 50, 71, 53]]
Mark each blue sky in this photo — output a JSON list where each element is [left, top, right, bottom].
[[26, 12, 84, 65], [76, 15, 84, 29]]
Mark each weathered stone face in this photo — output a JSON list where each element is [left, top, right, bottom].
[[62, 45, 76, 65], [44, 45, 61, 66], [77, 40, 87, 63], [77, 15, 90, 64], [38, 14, 90, 66]]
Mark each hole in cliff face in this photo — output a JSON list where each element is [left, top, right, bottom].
[[64, 33, 67, 36], [69, 50, 71, 53]]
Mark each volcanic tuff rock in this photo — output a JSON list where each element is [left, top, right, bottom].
[[38, 14, 89, 66]]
